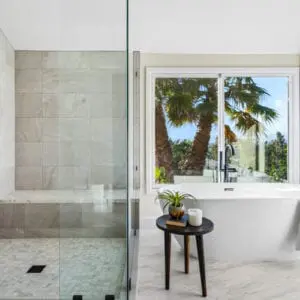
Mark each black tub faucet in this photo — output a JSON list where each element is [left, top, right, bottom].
[[224, 144, 235, 182]]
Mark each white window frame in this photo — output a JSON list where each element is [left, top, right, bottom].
[[146, 67, 300, 194]]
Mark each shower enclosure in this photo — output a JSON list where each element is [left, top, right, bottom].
[[0, 1, 133, 299]]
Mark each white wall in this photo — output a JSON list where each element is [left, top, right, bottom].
[[0, 30, 15, 197], [130, 0, 300, 54]]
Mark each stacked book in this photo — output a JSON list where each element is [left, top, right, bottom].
[[166, 215, 188, 227]]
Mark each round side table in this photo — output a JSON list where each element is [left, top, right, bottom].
[[156, 215, 214, 297]]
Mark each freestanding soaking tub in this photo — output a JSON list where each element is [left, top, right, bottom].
[[159, 183, 300, 262]]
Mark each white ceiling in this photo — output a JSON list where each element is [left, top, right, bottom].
[[0, 0, 126, 50], [1, 0, 300, 53]]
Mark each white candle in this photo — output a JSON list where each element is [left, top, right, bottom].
[[188, 208, 203, 226]]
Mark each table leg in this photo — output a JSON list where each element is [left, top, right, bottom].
[[164, 231, 171, 290], [195, 235, 207, 297], [184, 235, 189, 274]]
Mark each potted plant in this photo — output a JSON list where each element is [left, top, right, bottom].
[[157, 190, 195, 220]]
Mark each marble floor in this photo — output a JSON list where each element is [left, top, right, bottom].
[[137, 228, 300, 300], [0, 238, 126, 300]]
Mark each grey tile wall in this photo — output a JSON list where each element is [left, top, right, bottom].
[[0, 30, 15, 197], [0, 203, 127, 238], [15, 51, 127, 190]]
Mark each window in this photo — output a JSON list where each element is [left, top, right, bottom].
[[146, 68, 299, 192]]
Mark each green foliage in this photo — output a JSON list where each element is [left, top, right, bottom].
[[265, 132, 287, 182], [207, 141, 218, 161], [155, 166, 167, 183], [170, 139, 192, 174], [156, 77, 277, 137], [156, 190, 195, 209]]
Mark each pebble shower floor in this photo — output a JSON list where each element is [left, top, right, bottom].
[[0, 238, 126, 300]]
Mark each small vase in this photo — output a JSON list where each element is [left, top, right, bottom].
[[168, 204, 184, 220]]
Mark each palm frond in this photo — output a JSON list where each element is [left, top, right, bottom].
[[156, 190, 196, 208], [247, 103, 278, 123], [166, 93, 196, 126], [225, 77, 270, 108], [195, 101, 217, 116], [225, 125, 237, 143]]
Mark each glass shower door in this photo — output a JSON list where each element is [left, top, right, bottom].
[[58, 1, 129, 299]]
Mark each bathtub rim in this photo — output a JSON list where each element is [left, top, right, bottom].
[[155, 183, 300, 200]]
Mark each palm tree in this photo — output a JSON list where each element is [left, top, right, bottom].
[[155, 79, 177, 182], [155, 78, 197, 181], [184, 77, 277, 173], [155, 77, 278, 178]]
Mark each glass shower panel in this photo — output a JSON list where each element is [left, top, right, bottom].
[[58, 2, 129, 300], [0, 1, 129, 300], [58, 58, 128, 299], [128, 51, 140, 298]]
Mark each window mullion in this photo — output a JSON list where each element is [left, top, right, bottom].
[[217, 74, 225, 183]]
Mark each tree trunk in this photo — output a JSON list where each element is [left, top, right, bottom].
[[185, 115, 214, 175], [155, 102, 174, 182]]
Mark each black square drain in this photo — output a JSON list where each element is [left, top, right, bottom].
[[73, 296, 82, 300], [27, 265, 46, 273], [105, 296, 115, 300]]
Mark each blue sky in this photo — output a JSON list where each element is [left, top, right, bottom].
[[166, 77, 288, 143]]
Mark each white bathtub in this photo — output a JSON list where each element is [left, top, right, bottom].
[[159, 183, 300, 262]]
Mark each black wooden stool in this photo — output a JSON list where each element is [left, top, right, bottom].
[[156, 215, 214, 297]]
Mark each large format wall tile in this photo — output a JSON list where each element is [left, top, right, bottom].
[[91, 165, 127, 187], [16, 143, 42, 166], [42, 51, 126, 70], [91, 142, 126, 166], [91, 165, 114, 186], [89, 93, 126, 118], [0, 30, 15, 196], [42, 69, 112, 93], [59, 142, 90, 166], [42, 51, 82, 69], [15, 51, 127, 189], [16, 93, 43, 117], [80, 51, 126, 69], [88, 93, 112, 118], [43, 93, 89, 118], [42, 166, 89, 190], [16, 118, 43, 142], [59, 118, 90, 142], [73, 166, 89, 189], [0, 203, 127, 237], [112, 73, 126, 96], [15, 69, 42, 93], [15, 167, 43, 189], [42, 166, 59, 189], [24, 203, 60, 228], [42, 143, 59, 166], [42, 118, 60, 142], [90, 118, 113, 143], [0, 204, 25, 228], [15, 51, 42, 69]]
